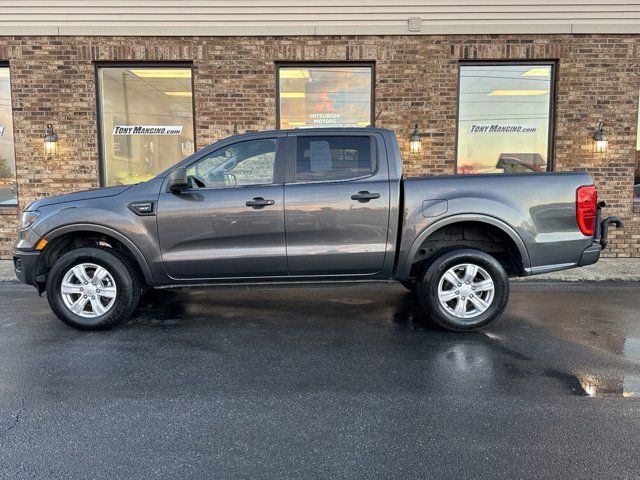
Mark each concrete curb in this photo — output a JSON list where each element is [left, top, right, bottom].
[[1, 258, 639, 283]]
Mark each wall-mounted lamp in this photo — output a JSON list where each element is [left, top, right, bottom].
[[593, 122, 608, 154], [44, 124, 58, 155], [409, 124, 434, 154], [181, 138, 194, 157]]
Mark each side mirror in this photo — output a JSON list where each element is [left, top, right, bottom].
[[167, 167, 189, 193]]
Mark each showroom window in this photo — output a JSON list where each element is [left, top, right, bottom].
[[456, 63, 555, 175], [97, 65, 195, 186], [635, 90, 640, 205], [277, 64, 374, 129], [0, 65, 16, 205]]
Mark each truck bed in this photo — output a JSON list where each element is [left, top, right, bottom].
[[396, 172, 596, 277]]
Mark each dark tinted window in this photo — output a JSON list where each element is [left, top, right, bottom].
[[295, 136, 373, 182]]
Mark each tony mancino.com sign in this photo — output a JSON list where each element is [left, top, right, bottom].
[[113, 125, 183, 135], [468, 124, 537, 134]]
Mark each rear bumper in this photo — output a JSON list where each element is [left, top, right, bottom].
[[525, 213, 620, 275], [12, 250, 42, 288], [577, 214, 624, 267], [578, 243, 601, 267]]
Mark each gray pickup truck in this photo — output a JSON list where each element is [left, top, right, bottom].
[[12, 128, 622, 331]]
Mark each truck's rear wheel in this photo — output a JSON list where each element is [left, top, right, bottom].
[[417, 248, 509, 331], [46, 247, 141, 330]]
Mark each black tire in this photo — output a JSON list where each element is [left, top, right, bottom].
[[46, 247, 141, 330], [399, 280, 418, 294], [417, 248, 509, 332]]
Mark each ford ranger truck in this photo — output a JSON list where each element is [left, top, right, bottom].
[[12, 128, 623, 331]]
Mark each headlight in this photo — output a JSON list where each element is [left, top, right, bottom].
[[20, 210, 41, 230]]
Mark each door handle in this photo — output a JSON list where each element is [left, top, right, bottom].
[[351, 191, 380, 203], [246, 197, 275, 208]]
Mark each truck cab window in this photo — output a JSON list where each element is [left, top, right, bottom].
[[186, 138, 277, 188], [295, 136, 373, 182]]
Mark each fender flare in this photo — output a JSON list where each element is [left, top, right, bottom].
[[42, 223, 155, 284], [398, 214, 531, 279]]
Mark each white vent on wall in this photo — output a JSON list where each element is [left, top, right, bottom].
[[408, 17, 422, 32]]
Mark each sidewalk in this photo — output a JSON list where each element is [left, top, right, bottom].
[[1, 260, 15, 281], [513, 258, 640, 282], [1, 258, 638, 283]]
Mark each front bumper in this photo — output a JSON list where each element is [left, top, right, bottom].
[[12, 250, 42, 288]]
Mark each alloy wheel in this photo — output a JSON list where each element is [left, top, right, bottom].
[[60, 263, 118, 318], [437, 263, 495, 320]]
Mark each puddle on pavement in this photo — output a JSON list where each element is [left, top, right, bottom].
[[576, 374, 640, 398], [507, 288, 640, 397], [555, 325, 640, 398], [480, 332, 640, 398], [129, 285, 640, 397]]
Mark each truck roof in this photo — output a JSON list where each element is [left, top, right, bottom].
[[231, 126, 393, 137]]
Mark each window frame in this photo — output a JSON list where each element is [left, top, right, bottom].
[[286, 132, 379, 185], [94, 61, 197, 187], [183, 137, 284, 191], [454, 60, 557, 174], [275, 61, 376, 130], [0, 61, 17, 207]]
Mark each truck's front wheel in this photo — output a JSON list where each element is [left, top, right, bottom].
[[418, 248, 509, 331], [46, 247, 141, 330]]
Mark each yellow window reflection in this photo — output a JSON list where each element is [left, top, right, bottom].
[[278, 65, 373, 129]]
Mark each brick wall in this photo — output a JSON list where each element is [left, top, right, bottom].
[[0, 34, 639, 258]]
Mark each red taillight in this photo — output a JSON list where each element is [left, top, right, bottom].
[[576, 185, 598, 236]]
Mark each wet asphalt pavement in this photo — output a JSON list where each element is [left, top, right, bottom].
[[0, 281, 639, 479]]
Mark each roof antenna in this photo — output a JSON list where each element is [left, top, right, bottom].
[[232, 123, 238, 135]]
